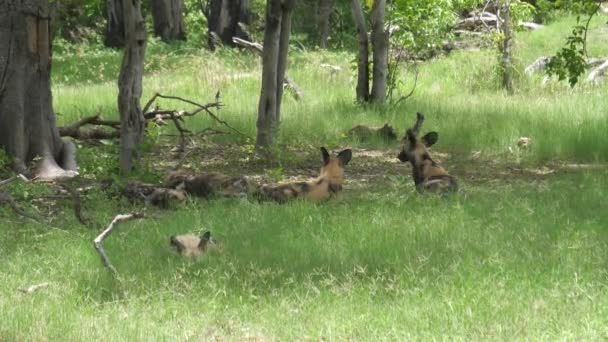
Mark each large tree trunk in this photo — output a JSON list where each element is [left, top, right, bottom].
[[150, 0, 187, 42], [105, 0, 125, 48], [317, 0, 333, 49], [351, 0, 369, 102], [499, 0, 514, 94], [118, 0, 147, 175], [0, 0, 77, 179], [255, 0, 295, 151], [207, 0, 250, 50], [370, 0, 388, 103]]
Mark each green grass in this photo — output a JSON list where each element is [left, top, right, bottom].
[[52, 15, 608, 163], [2, 14, 608, 340], [2, 170, 608, 339]]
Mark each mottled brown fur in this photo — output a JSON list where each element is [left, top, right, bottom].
[[170, 231, 216, 258], [397, 113, 457, 193], [256, 147, 352, 203], [165, 172, 249, 198], [348, 123, 397, 142]]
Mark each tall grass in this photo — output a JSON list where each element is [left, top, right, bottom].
[[2, 171, 608, 339], [52, 16, 608, 163]]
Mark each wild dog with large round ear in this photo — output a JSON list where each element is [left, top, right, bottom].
[[255, 147, 353, 203], [397, 112, 457, 193], [170, 231, 213, 257]]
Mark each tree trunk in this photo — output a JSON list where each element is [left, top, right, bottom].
[[118, 0, 147, 175], [351, 0, 369, 102], [208, 0, 251, 50], [150, 0, 187, 42], [317, 0, 333, 49], [499, 0, 514, 94], [370, 0, 388, 103], [0, 0, 77, 179], [105, 0, 125, 48], [255, 0, 295, 151]]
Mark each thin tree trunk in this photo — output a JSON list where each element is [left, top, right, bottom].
[[500, 0, 514, 94], [208, 0, 251, 50], [370, 0, 388, 103], [351, 0, 369, 102], [0, 0, 77, 179], [105, 0, 125, 48], [317, 0, 333, 49], [118, 0, 147, 175], [150, 0, 187, 42], [255, 0, 295, 151]]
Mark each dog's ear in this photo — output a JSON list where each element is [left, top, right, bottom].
[[337, 149, 352, 166], [321, 147, 330, 165], [422, 132, 439, 147], [199, 231, 211, 249]]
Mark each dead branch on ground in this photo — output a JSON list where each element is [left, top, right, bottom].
[[232, 37, 303, 100], [0, 191, 41, 222], [18, 282, 49, 294], [94, 213, 144, 276], [58, 93, 246, 143]]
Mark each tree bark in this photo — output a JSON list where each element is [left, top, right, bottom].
[[118, 0, 147, 175], [317, 0, 333, 49], [150, 0, 187, 42], [255, 0, 295, 151], [0, 0, 77, 179], [105, 0, 125, 48], [351, 0, 369, 102], [207, 0, 250, 50], [499, 0, 514, 94], [370, 0, 388, 103]]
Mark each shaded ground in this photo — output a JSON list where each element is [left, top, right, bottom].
[[144, 135, 607, 194]]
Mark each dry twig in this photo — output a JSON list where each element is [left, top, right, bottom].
[[18, 282, 49, 294], [93, 213, 144, 276]]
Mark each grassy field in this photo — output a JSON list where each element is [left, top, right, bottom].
[[1, 15, 608, 340]]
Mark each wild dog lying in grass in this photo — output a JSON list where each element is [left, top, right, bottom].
[[170, 231, 220, 257], [255, 147, 352, 203], [397, 112, 457, 193], [348, 123, 397, 142], [165, 172, 249, 199]]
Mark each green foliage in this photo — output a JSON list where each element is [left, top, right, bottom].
[[183, 0, 208, 47], [545, 1, 602, 86], [546, 20, 587, 86], [388, 0, 458, 58]]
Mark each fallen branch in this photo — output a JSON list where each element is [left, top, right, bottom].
[[232, 37, 303, 100], [18, 282, 49, 294], [525, 56, 608, 76], [150, 93, 249, 138], [0, 192, 41, 222], [93, 213, 144, 276], [587, 59, 608, 83], [58, 113, 121, 140]]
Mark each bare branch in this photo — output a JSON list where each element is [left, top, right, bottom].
[[93, 213, 144, 276], [18, 282, 49, 294]]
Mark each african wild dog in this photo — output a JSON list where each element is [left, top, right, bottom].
[[255, 147, 353, 203], [348, 123, 397, 142], [397, 112, 457, 193], [170, 231, 218, 257], [165, 172, 249, 199]]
